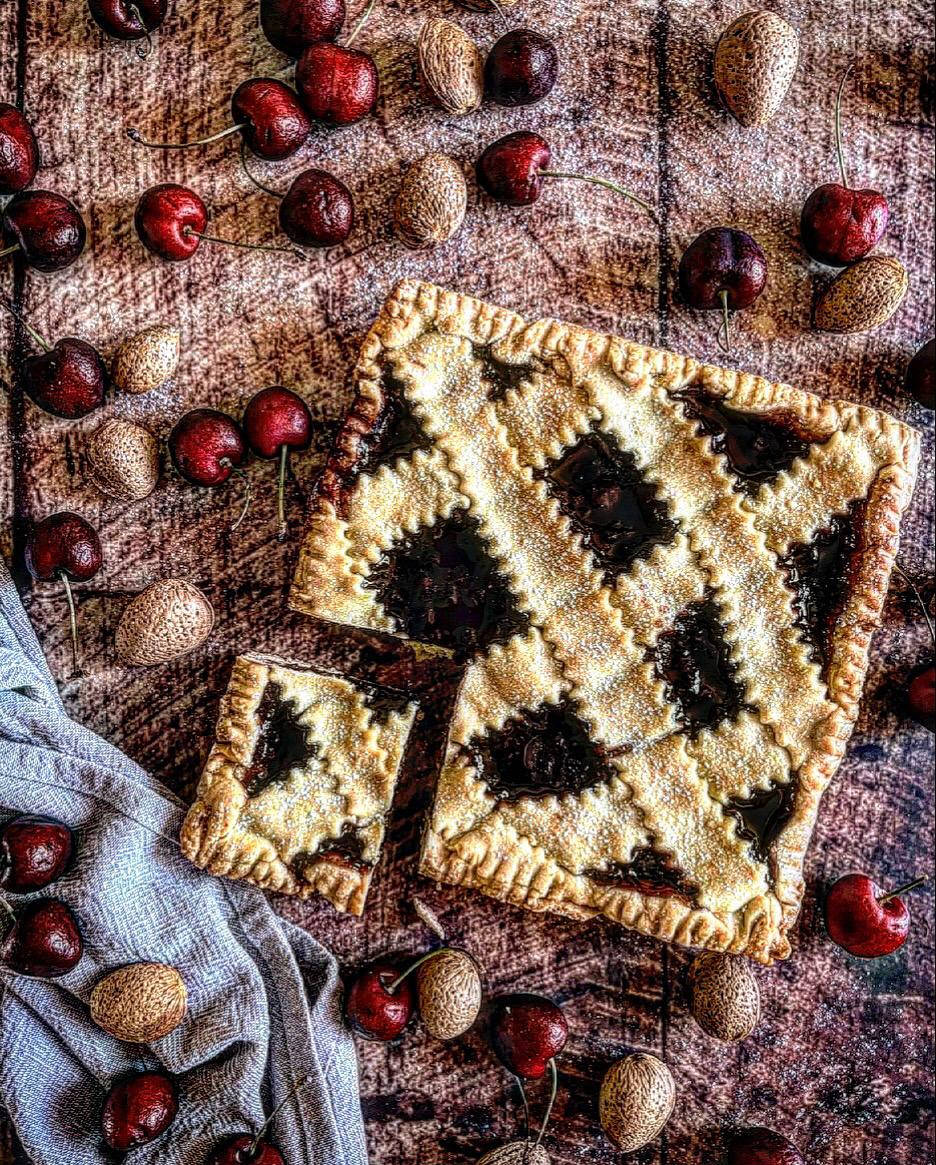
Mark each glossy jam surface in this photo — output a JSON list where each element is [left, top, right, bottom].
[[243, 683, 316, 796], [299, 823, 371, 873], [366, 510, 529, 655], [468, 700, 618, 800], [778, 505, 860, 672], [357, 370, 432, 477], [541, 433, 677, 579], [653, 599, 745, 733], [679, 390, 820, 493], [725, 782, 796, 866], [585, 846, 699, 902]]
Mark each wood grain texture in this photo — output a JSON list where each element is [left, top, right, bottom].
[[2, 1, 934, 1163]]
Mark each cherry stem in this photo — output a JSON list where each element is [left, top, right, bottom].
[[716, 289, 731, 353], [878, 875, 928, 905], [0, 896, 15, 943], [834, 63, 853, 190], [386, 946, 454, 994], [2, 296, 51, 352], [892, 563, 935, 645], [534, 1058, 558, 1149], [0, 244, 20, 261], [514, 1074, 531, 1141], [485, 0, 511, 32], [240, 141, 284, 199], [246, 1077, 311, 1159], [275, 445, 289, 542], [224, 463, 253, 532], [345, 0, 377, 46], [127, 122, 244, 150], [59, 571, 80, 676], [539, 171, 659, 224], [129, 5, 154, 59], [182, 226, 303, 257]]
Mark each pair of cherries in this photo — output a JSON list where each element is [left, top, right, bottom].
[[169, 386, 313, 541]]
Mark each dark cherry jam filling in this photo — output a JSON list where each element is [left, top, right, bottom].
[[777, 502, 862, 674], [584, 846, 700, 903], [467, 700, 618, 801], [652, 599, 745, 733], [356, 369, 433, 477], [540, 432, 678, 581], [243, 683, 317, 797], [477, 346, 535, 401], [357, 680, 414, 725], [296, 824, 372, 875], [725, 782, 796, 867], [677, 389, 823, 493], [365, 510, 529, 656]]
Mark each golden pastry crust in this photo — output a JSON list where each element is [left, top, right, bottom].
[[180, 654, 417, 915], [290, 281, 920, 961]]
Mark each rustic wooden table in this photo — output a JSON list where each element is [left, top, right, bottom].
[[2, 1, 934, 1163]]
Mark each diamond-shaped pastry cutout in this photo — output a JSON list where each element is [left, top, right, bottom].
[[242, 682, 317, 797], [652, 599, 745, 734], [540, 431, 679, 581], [725, 782, 796, 866], [365, 509, 530, 655], [467, 699, 618, 801], [356, 369, 433, 476], [585, 846, 700, 903], [678, 389, 825, 494]]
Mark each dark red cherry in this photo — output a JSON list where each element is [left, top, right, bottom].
[[243, 386, 312, 460], [21, 335, 107, 419], [0, 898, 83, 977], [800, 182, 889, 267], [2, 190, 86, 272], [169, 408, 247, 487], [489, 993, 568, 1080], [679, 228, 767, 311], [101, 1071, 178, 1151], [260, 0, 345, 57], [824, 872, 926, 958], [723, 1127, 804, 1165], [344, 960, 416, 1041], [484, 29, 559, 107], [906, 662, 935, 731], [207, 1135, 285, 1165], [279, 169, 354, 248], [906, 339, 935, 410], [88, 0, 168, 41], [0, 816, 74, 894], [296, 42, 378, 127], [477, 131, 551, 206], [25, 513, 103, 584], [134, 183, 208, 261], [0, 104, 40, 195]]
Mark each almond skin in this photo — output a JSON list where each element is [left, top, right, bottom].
[[599, 1052, 675, 1153], [90, 963, 187, 1043], [86, 418, 160, 501], [394, 154, 467, 250], [689, 952, 761, 1041], [477, 1143, 550, 1165], [715, 11, 799, 127], [416, 947, 482, 1039], [112, 325, 180, 395], [418, 18, 483, 116], [115, 578, 214, 666], [814, 255, 909, 333]]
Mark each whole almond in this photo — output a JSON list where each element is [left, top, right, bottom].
[[90, 962, 187, 1042], [814, 255, 909, 333], [689, 952, 761, 1041], [416, 947, 482, 1039], [715, 11, 799, 127], [418, 18, 483, 116], [477, 1143, 550, 1165], [87, 418, 160, 501], [115, 578, 214, 666], [599, 1052, 675, 1153], [394, 154, 467, 250], [112, 325, 180, 395]]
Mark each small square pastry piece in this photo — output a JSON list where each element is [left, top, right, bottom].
[[290, 280, 920, 961], [181, 654, 417, 915]]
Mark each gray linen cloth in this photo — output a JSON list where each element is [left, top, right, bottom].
[[0, 558, 368, 1165]]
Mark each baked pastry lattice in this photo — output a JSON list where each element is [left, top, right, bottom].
[[289, 281, 919, 960]]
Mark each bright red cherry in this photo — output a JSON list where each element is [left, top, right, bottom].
[[260, 0, 345, 57], [0, 103, 40, 195], [0, 898, 83, 978], [678, 227, 767, 350], [25, 513, 103, 673], [906, 662, 935, 732], [88, 0, 168, 43], [344, 960, 416, 1041], [723, 1127, 804, 1165], [484, 29, 559, 107], [169, 408, 250, 529], [825, 872, 927, 958], [477, 131, 552, 206], [0, 816, 74, 894], [279, 169, 354, 248], [489, 993, 568, 1080], [1, 190, 86, 272], [134, 183, 208, 261], [101, 1071, 178, 1151], [906, 339, 935, 410], [243, 386, 312, 541], [296, 42, 378, 126], [128, 79, 310, 161]]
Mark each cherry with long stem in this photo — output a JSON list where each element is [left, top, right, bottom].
[[834, 63, 854, 191]]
